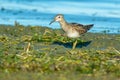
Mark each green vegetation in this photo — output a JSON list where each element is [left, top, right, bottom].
[[0, 24, 120, 80]]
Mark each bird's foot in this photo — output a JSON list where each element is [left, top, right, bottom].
[[72, 40, 77, 49]]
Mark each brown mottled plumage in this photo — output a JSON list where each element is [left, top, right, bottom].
[[68, 23, 93, 34], [49, 14, 93, 49]]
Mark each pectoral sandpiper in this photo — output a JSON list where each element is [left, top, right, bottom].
[[49, 14, 93, 49]]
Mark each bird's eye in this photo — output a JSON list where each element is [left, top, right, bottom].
[[58, 16, 60, 18]]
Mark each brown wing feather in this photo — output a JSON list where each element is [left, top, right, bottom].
[[70, 23, 86, 34], [71, 23, 83, 26]]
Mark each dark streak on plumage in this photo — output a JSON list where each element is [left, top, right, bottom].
[[69, 23, 94, 34]]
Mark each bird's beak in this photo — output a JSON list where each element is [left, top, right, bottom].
[[49, 20, 55, 25]]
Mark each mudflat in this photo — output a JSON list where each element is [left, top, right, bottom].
[[0, 24, 119, 80]]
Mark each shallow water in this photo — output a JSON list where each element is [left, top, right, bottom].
[[0, 0, 120, 33]]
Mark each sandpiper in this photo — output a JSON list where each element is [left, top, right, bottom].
[[49, 14, 93, 49]]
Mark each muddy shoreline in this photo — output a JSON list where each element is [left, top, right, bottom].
[[0, 24, 120, 80], [0, 24, 120, 52]]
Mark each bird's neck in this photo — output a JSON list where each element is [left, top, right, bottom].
[[59, 19, 69, 32]]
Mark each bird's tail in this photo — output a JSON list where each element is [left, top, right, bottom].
[[84, 24, 94, 31]]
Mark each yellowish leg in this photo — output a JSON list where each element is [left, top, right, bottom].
[[72, 40, 77, 49]]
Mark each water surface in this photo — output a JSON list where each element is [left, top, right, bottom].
[[0, 0, 120, 33]]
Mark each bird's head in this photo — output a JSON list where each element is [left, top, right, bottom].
[[49, 14, 64, 25]]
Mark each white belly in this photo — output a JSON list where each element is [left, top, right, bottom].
[[67, 31, 80, 38]]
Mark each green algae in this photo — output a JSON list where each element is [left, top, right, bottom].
[[0, 24, 120, 80]]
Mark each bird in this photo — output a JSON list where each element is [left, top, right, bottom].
[[49, 14, 93, 49]]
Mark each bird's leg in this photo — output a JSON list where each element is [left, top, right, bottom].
[[72, 39, 77, 49]]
